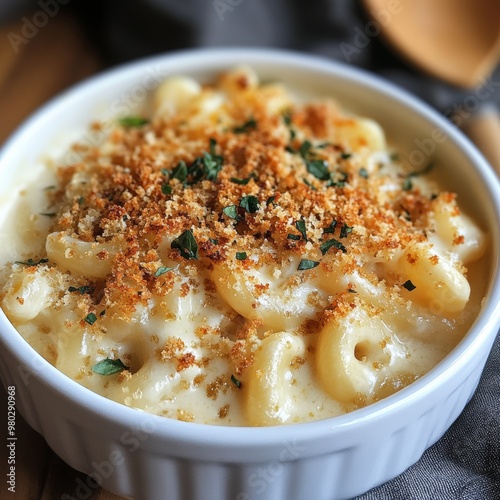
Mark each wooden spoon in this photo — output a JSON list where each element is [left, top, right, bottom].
[[363, 0, 500, 88], [363, 0, 500, 175]]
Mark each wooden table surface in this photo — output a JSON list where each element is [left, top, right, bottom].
[[0, 11, 123, 500]]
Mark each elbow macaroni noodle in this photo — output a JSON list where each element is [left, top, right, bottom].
[[0, 66, 488, 426]]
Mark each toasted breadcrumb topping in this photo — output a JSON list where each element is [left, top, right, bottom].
[[45, 75, 438, 326]]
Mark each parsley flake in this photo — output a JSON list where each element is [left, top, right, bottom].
[[340, 223, 353, 239], [15, 258, 48, 267], [303, 178, 317, 190], [403, 162, 434, 191], [297, 259, 320, 271], [327, 171, 348, 188], [171, 161, 188, 183], [402, 280, 416, 291], [407, 162, 434, 177], [236, 252, 247, 261], [320, 238, 347, 255], [324, 220, 338, 234], [84, 313, 98, 325], [184, 139, 223, 185], [239, 195, 259, 213], [171, 229, 199, 260], [222, 205, 241, 221], [307, 160, 330, 181], [287, 234, 301, 241], [231, 374, 242, 388], [295, 220, 307, 241], [359, 168, 369, 179], [232, 118, 257, 134], [402, 178, 413, 191], [92, 358, 129, 376], [266, 196, 277, 206], [161, 183, 172, 195], [155, 266, 174, 277], [230, 173, 257, 185], [119, 116, 149, 127], [68, 286, 92, 295]]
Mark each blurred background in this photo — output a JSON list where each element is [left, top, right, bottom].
[[0, 1, 499, 498], [1, 0, 499, 151]]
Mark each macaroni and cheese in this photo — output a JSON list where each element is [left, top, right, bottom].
[[0, 67, 488, 426]]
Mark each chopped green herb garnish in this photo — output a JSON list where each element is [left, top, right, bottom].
[[209, 238, 219, 245], [390, 152, 400, 161], [203, 139, 223, 180], [359, 168, 369, 179], [324, 220, 338, 234], [408, 162, 434, 177], [310, 163, 331, 181], [39, 212, 56, 217], [199, 153, 222, 181], [306, 160, 330, 181], [347, 288, 357, 293], [68, 286, 92, 295], [340, 152, 352, 160], [171, 229, 199, 260], [303, 178, 317, 190], [236, 252, 247, 261], [320, 238, 347, 255], [231, 374, 242, 388], [100, 310, 106, 317], [155, 266, 174, 277], [287, 234, 301, 241], [84, 313, 98, 325], [297, 259, 320, 271], [403, 162, 434, 191], [299, 140, 313, 158], [295, 219, 307, 241], [232, 118, 257, 134], [327, 171, 348, 188], [282, 110, 297, 142], [402, 178, 413, 191], [266, 195, 277, 206], [230, 173, 257, 185], [222, 205, 241, 221], [77, 196, 84, 205], [15, 258, 48, 267], [184, 139, 223, 185], [92, 358, 129, 376], [402, 280, 416, 291], [161, 183, 172, 195], [171, 161, 188, 183], [119, 116, 149, 127], [239, 195, 259, 213], [282, 110, 293, 127], [340, 223, 353, 239]]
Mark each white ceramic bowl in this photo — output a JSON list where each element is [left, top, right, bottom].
[[1, 48, 499, 500]]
